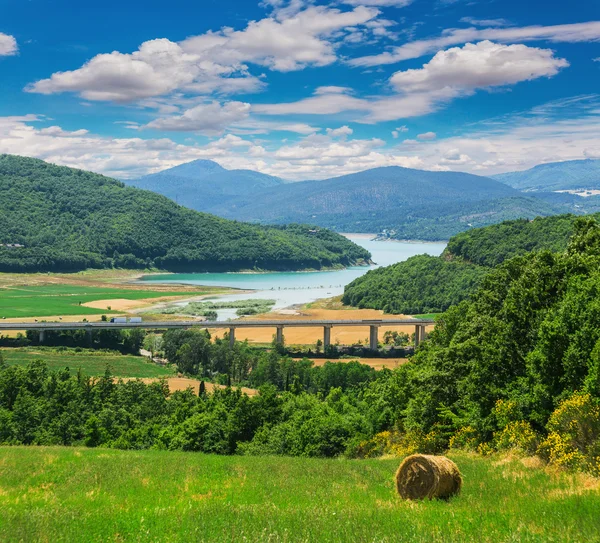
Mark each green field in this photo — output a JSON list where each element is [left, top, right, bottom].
[[1, 348, 175, 378], [0, 284, 203, 318], [0, 447, 598, 542]]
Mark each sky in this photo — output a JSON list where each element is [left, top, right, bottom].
[[0, 0, 599, 180]]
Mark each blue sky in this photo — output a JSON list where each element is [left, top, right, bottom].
[[0, 0, 599, 179]]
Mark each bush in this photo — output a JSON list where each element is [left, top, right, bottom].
[[538, 392, 600, 473], [494, 421, 540, 455]]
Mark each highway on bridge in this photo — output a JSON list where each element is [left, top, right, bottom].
[[0, 318, 436, 350]]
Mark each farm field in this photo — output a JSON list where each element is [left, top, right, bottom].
[[0, 447, 599, 542], [1, 347, 175, 378], [0, 284, 218, 319]]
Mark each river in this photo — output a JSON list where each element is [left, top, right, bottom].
[[139, 236, 447, 320]]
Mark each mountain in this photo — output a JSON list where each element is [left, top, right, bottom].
[[493, 159, 600, 191], [125, 159, 285, 212], [207, 166, 574, 239], [0, 155, 370, 273]]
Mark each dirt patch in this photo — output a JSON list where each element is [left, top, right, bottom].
[[296, 357, 408, 370], [120, 377, 258, 396], [82, 299, 148, 311]]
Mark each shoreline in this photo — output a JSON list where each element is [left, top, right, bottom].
[[341, 233, 449, 244]]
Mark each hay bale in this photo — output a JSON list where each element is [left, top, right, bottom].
[[395, 454, 462, 500]]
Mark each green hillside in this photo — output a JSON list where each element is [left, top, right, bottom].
[[343, 214, 592, 314], [0, 155, 370, 273]]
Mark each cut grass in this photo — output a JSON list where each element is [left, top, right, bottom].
[[0, 284, 209, 318], [0, 447, 598, 542], [1, 347, 175, 378]]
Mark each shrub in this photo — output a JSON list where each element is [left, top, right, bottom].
[[494, 421, 540, 455], [449, 426, 480, 451], [538, 392, 600, 473]]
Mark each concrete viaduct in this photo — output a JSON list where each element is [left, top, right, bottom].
[[0, 319, 435, 350]]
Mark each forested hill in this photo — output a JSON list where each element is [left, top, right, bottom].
[[343, 214, 591, 315], [0, 155, 370, 273]]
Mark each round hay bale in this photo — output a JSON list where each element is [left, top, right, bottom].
[[395, 454, 462, 500]]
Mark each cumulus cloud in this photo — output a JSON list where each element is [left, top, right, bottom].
[[2, 97, 599, 181], [417, 131, 436, 140], [392, 125, 408, 138], [28, 5, 379, 102], [326, 125, 353, 137], [145, 101, 251, 135], [27, 39, 263, 102], [256, 42, 567, 123], [350, 20, 600, 66], [0, 33, 17, 56], [390, 41, 568, 93]]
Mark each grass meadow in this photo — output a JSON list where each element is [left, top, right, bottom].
[[1, 347, 175, 378], [0, 447, 599, 542], [0, 284, 203, 318]]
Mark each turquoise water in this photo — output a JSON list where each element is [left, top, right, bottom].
[[140, 236, 446, 319]]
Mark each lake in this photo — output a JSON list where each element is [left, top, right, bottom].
[[140, 235, 447, 320]]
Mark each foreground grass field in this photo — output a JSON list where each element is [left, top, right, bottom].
[[1, 347, 175, 378], [0, 284, 217, 318], [0, 447, 598, 542]]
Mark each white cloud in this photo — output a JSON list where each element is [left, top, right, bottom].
[[0, 33, 17, 56], [594, 57, 600, 62], [144, 101, 251, 135], [2, 97, 599, 181], [342, 0, 412, 6], [459, 17, 512, 28], [27, 39, 260, 102], [27, 5, 380, 104], [417, 131, 436, 140], [256, 42, 566, 124], [350, 21, 600, 66], [314, 85, 353, 95], [326, 125, 353, 137], [390, 41, 568, 93]]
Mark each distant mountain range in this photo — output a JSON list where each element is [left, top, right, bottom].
[[126, 158, 600, 240], [126, 159, 284, 211], [493, 159, 600, 192]]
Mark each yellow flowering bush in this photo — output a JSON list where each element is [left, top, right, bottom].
[[492, 399, 522, 429], [449, 426, 480, 451], [355, 427, 446, 458], [494, 421, 540, 455], [538, 392, 600, 473]]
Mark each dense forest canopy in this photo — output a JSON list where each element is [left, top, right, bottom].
[[0, 155, 370, 273], [343, 214, 594, 315]]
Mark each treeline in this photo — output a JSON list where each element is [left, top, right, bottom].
[[0, 155, 370, 273], [161, 329, 378, 394], [343, 214, 595, 315], [342, 255, 487, 314]]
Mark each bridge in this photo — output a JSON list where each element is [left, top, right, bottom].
[[0, 318, 435, 350]]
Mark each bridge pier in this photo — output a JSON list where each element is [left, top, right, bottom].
[[414, 324, 426, 348], [39, 330, 45, 344], [369, 325, 379, 351], [276, 325, 284, 345], [323, 326, 332, 348], [86, 328, 93, 346], [229, 327, 236, 348]]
